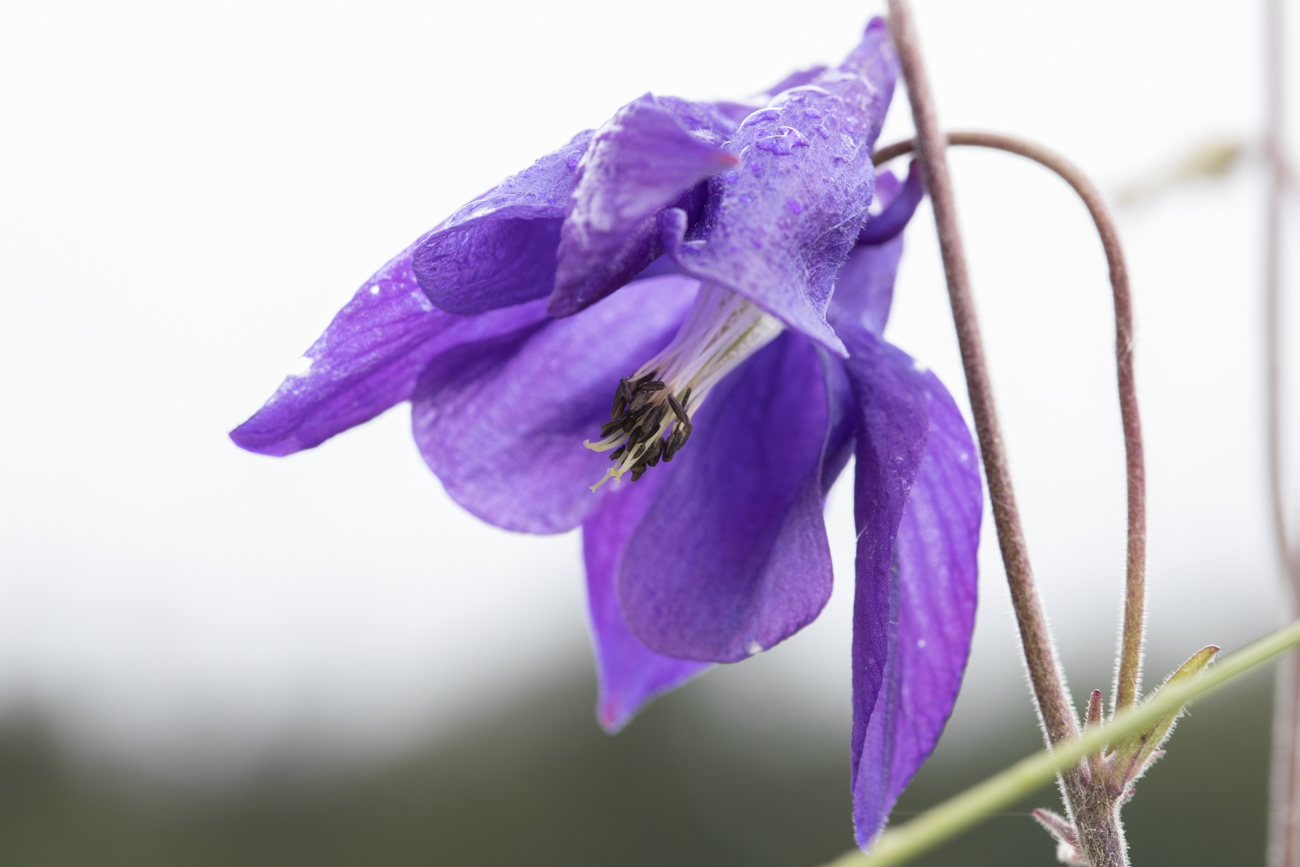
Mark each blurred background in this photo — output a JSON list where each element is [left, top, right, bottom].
[[0, 0, 1294, 863]]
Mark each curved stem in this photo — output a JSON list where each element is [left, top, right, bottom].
[[883, 7, 1135, 862], [873, 131, 1147, 714]]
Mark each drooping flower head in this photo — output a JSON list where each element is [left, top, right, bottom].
[[230, 19, 980, 849]]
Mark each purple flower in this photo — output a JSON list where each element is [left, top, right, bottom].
[[230, 19, 980, 849]]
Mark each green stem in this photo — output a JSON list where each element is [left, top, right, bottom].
[[819, 618, 1300, 867]]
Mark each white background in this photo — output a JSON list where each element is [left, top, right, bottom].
[[0, 0, 1295, 773]]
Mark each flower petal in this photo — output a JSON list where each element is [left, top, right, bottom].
[[857, 159, 923, 245], [230, 240, 548, 457], [828, 237, 905, 338], [411, 130, 593, 315], [826, 162, 922, 364], [617, 331, 837, 662], [660, 19, 899, 358], [410, 275, 698, 534], [840, 329, 931, 803], [852, 364, 981, 849], [583, 470, 710, 733], [550, 95, 740, 318]]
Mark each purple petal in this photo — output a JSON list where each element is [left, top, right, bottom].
[[410, 275, 698, 534], [230, 239, 548, 457], [857, 159, 924, 246], [853, 364, 981, 849], [583, 470, 710, 733], [660, 19, 898, 358], [829, 236, 905, 338], [411, 130, 593, 315], [618, 331, 837, 662], [840, 329, 932, 804], [550, 95, 740, 318]]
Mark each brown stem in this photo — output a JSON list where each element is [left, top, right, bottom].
[[1264, 0, 1300, 863], [884, 4, 1129, 863], [883, 1, 1078, 749], [874, 131, 1147, 713], [1273, 654, 1300, 867]]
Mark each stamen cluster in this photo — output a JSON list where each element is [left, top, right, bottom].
[[587, 374, 693, 489], [583, 284, 784, 490]]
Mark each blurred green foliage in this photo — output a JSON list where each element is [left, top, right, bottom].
[[0, 667, 1272, 866]]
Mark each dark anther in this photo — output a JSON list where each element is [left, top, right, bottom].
[[627, 422, 651, 446], [662, 427, 684, 462], [611, 379, 632, 418], [627, 390, 653, 415], [677, 420, 694, 447], [600, 418, 625, 438], [609, 444, 626, 462], [628, 405, 666, 445], [647, 402, 670, 431], [630, 467, 646, 482], [636, 380, 665, 393], [644, 437, 665, 467], [679, 386, 693, 408], [667, 394, 689, 425]]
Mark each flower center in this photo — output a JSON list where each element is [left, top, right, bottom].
[[584, 283, 784, 490]]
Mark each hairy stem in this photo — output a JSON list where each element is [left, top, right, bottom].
[[823, 618, 1300, 867], [883, 5, 1129, 862], [874, 131, 1147, 713], [883, 0, 1078, 750]]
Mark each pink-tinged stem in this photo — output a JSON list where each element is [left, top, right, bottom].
[[874, 131, 1147, 714], [883, 3, 1130, 863]]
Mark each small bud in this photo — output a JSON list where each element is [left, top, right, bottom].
[[1032, 809, 1085, 867], [1085, 688, 1103, 729], [1109, 645, 1219, 787]]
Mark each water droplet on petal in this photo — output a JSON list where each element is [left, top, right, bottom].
[[756, 126, 810, 156]]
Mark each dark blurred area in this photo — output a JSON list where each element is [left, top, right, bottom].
[[0, 666, 1271, 866]]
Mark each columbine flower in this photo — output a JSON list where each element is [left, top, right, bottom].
[[230, 19, 981, 848]]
